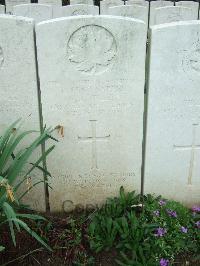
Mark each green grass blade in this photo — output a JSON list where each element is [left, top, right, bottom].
[[0, 120, 21, 151], [7, 129, 53, 185], [11, 218, 52, 252], [18, 180, 44, 200], [0, 130, 36, 173], [2, 203, 17, 246], [2, 202, 20, 231], [17, 213, 46, 221], [0, 246, 5, 252]]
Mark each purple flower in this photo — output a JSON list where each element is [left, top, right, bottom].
[[160, 258, 169, 266], [192, 206, 200, 213], [159, 200, 166, 206], [195, 221, 200, 229], [180, 226, 188, 233], [167, 209, 177, 218], [153, 210, 160, 216], [155, 227, 167, 237]]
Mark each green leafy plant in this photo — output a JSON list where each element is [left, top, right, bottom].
[[88, 187, 200, 265], [52, 215, 94, 265], [0, 120, 55, 252]]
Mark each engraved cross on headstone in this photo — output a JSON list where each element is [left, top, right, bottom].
[[174, 123, 200, 185], [78, 120, 110, 170]]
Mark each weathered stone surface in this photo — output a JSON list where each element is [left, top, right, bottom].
[[152, 6, 195, 26], [0, 15, 45, 211], [13, 4, 53, 23], [55, 4, 99, 17], [38, 0, 62, 6], [107, 5, 148, 25], [36, 16, 146, 212], [149, 0, 173, 26], [125, 0, 148, 7], [70, 0, 94, 5], [5, 0, 30, 13], [145, 21, 200, 206], [0, 5, 5, 13], [176, 1, 198, 20], [100, 0, 124, 14]]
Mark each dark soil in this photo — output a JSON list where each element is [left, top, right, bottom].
[[0, 213, 199, 266]]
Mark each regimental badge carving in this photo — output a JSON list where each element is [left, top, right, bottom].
[[182, 39, 200, 81], [0, 46, 4, 69], [67, 25, 117, 75], [71, 9, 88, 16]]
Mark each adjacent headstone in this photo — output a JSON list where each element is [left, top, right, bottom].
[[70, 0, 94, 5], [145, 21, 200, 206], [0, 5, 5, 13], [176, 1, 198, 20], [107, 5, 148, 25], [152, 6, 195, 26], [38, 0, 62, 6], [125, 0, 148, 7], [0, 15, 45, 211], [13, 4, 53, 23], [100, 0, 124, 14], [36, 16, 146, 212], [5, 0, 30, 14], [150, 0, 173, 26], [55, 4, 99, 17]]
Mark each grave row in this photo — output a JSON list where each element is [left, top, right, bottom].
[[0, 1, 199, 25], [0, 14, 200, 212]]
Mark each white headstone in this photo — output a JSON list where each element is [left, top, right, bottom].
[[176, 1, 199, 20], [100, 0, 124, 14], [0, 15, 45, 211], [36, 16, 146, 212], [55, 4, 99, 17], [145, 21, 200, 207], [38, 0, 62, 6], [5, 0, 30, 13], [152, 6, 195, 26], [70, 0, 94, 5], [13, 4, 53, 23], [0, 5, 5, 13], [107, 5, 148, 25], [150, 0, 173, 26], [125, 0, 148, 7]]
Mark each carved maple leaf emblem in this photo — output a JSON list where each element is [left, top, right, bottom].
[[68, 25, 117, 75]]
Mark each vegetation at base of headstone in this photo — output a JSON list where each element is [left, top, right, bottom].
[[0, 120, 55, 253], [49, 215, 95, 265], [88, 187, 200, 265]]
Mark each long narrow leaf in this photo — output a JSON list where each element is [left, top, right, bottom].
[[13, 145, 54, 195], [2, 203, 17, 246], [7, 128, 53, 185], [18, 180, 44, 201], [2, 202, 20, 231], [17, 213, 46, 221], [0, 246, 5, 252], [0, 130, 36, 173], [11, 218, 52, 252], [0, 120, 21, 152]]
